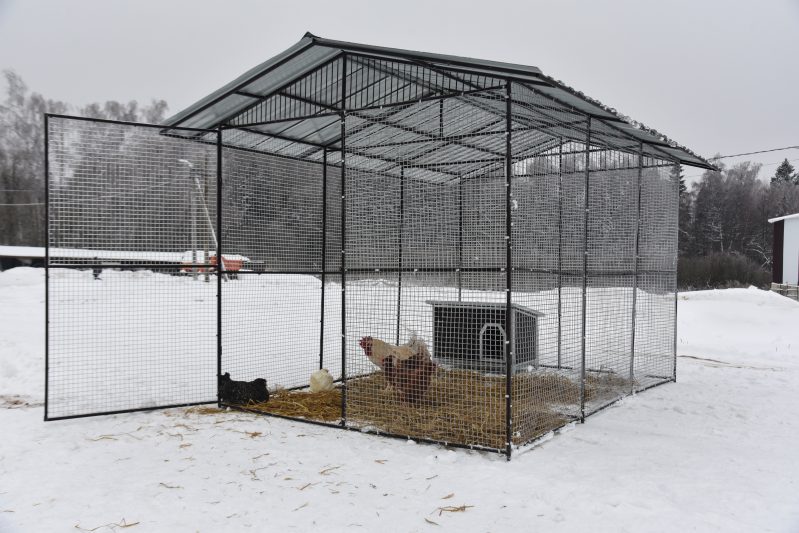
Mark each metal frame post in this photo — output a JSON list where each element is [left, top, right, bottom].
[[216, 126, 223, 407], [504, 81, 513, 460], [579, 117, 592, 422], [396, 166, 405, 345], [339, 54, 348, 426], [673, 162, 679, 382], [556, 137, 563, 370], [203, 171, 209, 283], [44, 113, 50, 421], [190, 167, 198, 280], [320, 148, 328, 370], [458, 177, 464, 301], [630, 142, 643, 393]]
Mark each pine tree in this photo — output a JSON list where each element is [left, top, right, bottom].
[[771, 158, 796, 183], [671, 162, 686, 195], [671, 163, 694, 255]]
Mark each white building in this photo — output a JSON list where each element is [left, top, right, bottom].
[[769, 212, 799, 287]]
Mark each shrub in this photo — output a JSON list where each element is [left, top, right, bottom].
[[678, 253, 771, 290]]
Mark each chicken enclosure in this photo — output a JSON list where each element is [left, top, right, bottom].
[[44, 34, 714, 458]]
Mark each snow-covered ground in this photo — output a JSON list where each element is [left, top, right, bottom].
[[40, 267, 673, 419], [1, 267, 798, 532]]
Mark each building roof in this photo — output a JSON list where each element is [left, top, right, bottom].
[[164, 32, 715, 177], [768, 213, 799, 223]]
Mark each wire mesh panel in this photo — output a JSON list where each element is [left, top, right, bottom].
[[341, 89, 512, 451], [46, 116, 219, 419], [221, 274, 322, 387], [507, 80, 680, 438], [583, 159, 638, 414], [558, 161, 589, 377], [220, 132, 326, 397], [221, 136, 324, 272], [508, 86, 591, 445], [510, 148, 583, 444], [634, 163, 679, 389]]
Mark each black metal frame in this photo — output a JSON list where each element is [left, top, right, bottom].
[[43, 42, 690, 458], [339, 53, 348, 427], [503, 81, 514, 459], [43, 115, 223, 421], [556, 138, 563, 370], [319, 148, 328, 371], [396, 166, 405, 345], [216, 126, 223, 407], [44, 113, 49, 421], [630, 142, 643, 391], [579, 117, 591, 422]]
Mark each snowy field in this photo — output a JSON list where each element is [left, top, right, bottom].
[[1, 267, 798, 532]]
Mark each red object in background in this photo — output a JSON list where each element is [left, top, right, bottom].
[[209, 254, 243, 272], [181, 253, 244, 274]]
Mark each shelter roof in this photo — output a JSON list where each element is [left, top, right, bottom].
[[164, 33, 715, 176]]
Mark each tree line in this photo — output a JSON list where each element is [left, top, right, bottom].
[[676, 157, 799, 288], [0, 70, 168, 247]]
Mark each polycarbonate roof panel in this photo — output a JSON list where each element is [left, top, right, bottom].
[[176, 93, 255, 130], [164, 33, 714, 170], [165, 36, 315, 126], [251, 116, 341, 146], [242, 46, 341, 96]]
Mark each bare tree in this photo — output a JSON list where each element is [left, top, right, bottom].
[[689, 159, 799, 272], [0, 70, 169, 247]]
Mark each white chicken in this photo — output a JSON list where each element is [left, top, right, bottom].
[[309, 368, 335, 393]]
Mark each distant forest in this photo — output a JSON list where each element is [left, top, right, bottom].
[[1, 70, 798, 288], [676, 156, 799, 288], [0, 70, 168, 248]]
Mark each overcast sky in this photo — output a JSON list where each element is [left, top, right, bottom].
[[1, 0, 797, 183]]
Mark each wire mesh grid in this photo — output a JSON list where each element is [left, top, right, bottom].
[[220, 129, 329, 399], [46, 116, 219, 419], [221, 130, 324, 271], [45, 59, 681, 456], [634, 163, 679, 390], [340, 89, 512, 450], [581, 155, 638, 414], [510, 150, 578, 442], [508, 88, 581, 442]]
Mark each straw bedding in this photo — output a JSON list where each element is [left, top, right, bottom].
[[242, 388, 342, 422], [346, 369, 577, 448], [234, 368, 629, 449]]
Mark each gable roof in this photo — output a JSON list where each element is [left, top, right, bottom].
[[164, 32, 715, 174]]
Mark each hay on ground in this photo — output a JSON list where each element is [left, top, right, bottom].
[[244, 388, 342, 422], [219, 368, 630, 449], [347, 369, 578, 449]]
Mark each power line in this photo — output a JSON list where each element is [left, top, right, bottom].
[[684, 157, 799, 180], [712, 145, 799, 160]]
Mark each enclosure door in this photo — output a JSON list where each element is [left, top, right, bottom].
[[45, 115, 220, 419]]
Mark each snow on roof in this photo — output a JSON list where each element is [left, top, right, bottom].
[[768, 213, 799, 223]]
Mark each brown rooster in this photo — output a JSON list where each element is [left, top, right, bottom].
[[359, 336, 436, 403]]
